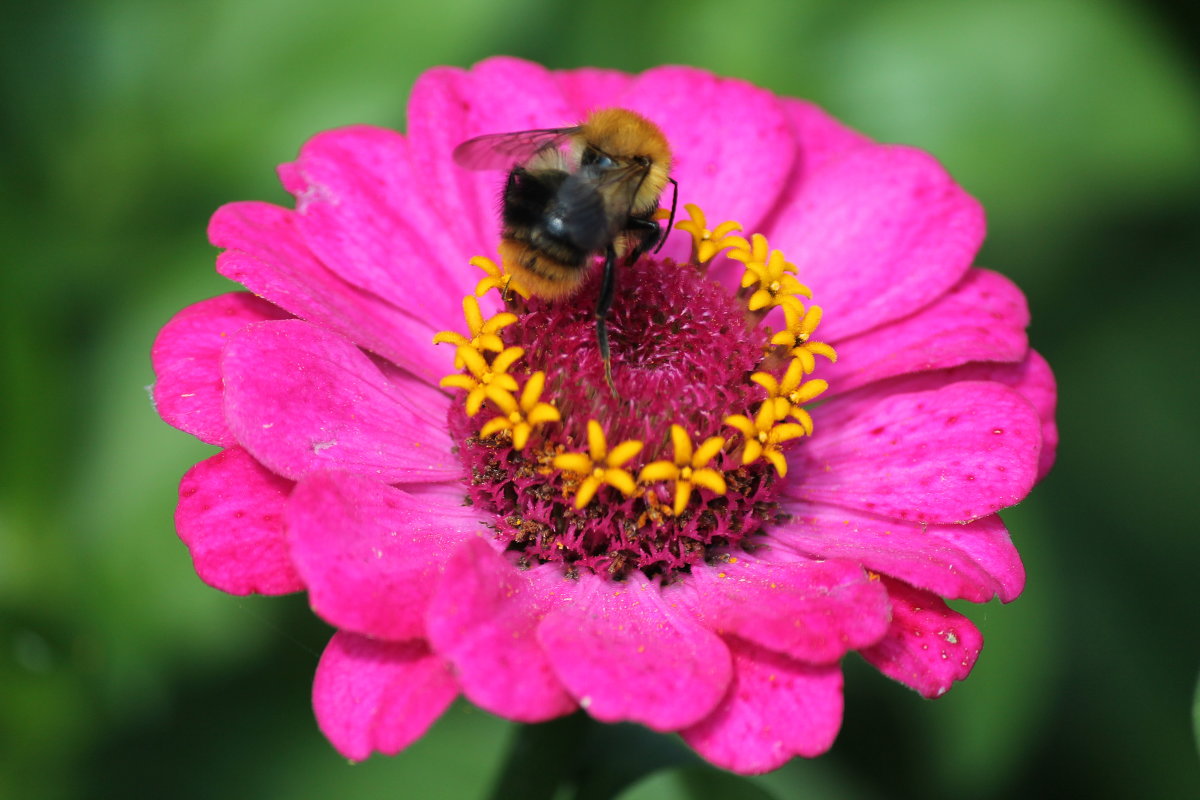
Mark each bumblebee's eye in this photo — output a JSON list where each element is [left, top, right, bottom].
[[583, 148, 616, 169]]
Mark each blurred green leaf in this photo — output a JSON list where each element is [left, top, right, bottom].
[[1194, 669, 1200, 759], [618, 766, 778, 800]]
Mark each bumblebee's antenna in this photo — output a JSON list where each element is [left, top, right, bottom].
[[653, 177, 679, 255]]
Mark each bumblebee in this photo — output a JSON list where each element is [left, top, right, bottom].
[[453, 108, 677, 391]]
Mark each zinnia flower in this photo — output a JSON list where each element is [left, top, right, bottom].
[[151, 57, 1057, 774]]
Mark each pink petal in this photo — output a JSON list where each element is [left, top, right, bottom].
[[790, 379, 1042, 523], [772, 503, 1025, 603], [221, 319, 459, 483], [175, 446, 301, 595], [425, 538, 575, 722], [620, 66, 795, 238], [280, 125, 467, 329], [287, 472, 485, 640], [313, 631, 458, 761], [769, 145, 985, 341], [708, 98, 872, 279], [822, 268, 1030, 396], [538, 573, 732, 730], [681, 639, 844, 773], [554, 66, 634, 114], [210, 200, 448, 383], [934, 351, 1058, 480], [784, 97, 873, 180], [860, 579, 984, 698], [685, 555, 890, 663], [151, 293, 287, 446], [406, 58, 576, 262]]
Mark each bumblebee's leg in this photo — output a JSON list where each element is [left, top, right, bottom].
[[597, 244, 619, 397], [622, 216, 663, 265]]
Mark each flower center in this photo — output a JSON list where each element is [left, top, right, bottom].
[[436, 205, 837, 581]]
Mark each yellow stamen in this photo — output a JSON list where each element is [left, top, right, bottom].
[[637, 424, 727, 516], [724, 402, 806, 477], [675, 203, 750, 264], [729, 234, 812, 312], [470, 255, 531, 300], [553, 420, 644, 509], [751, 359, 828, 433], [769, 303, 838, 373], [440, 345, 524, 416], [432, 295, 518, 369], [478, 371, 562, 450]]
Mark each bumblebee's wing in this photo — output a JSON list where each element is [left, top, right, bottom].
[[452, 127, 580, 171], [590, 162, 652, 214]]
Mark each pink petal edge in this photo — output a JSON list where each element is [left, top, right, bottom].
[[426, 538, 576, 722], [769, 144, 985, 341], [822, 268, 1031, 396], [151, 293, 288, 446], [538, 573, 732, 731], [210, 200, 449, 383], [280, 125, 473, 330], [175, 445, 301, 595], [933, 351, 1058, 480], [681, 638, 844, 773], [685, 555, 891, 663], [792, 378, 1042, 524], [313, 631, 458, 761], [860, 578, 985, 698], [287, 471, 486, 641], [772, 504, 1025, 603]]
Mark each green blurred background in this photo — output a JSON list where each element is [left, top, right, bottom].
[[2, 0, 1198, 797]]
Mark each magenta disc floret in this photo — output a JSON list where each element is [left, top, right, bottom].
[[441, 216, 833, 581]]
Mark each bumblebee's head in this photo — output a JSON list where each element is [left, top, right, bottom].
[[580, 108, 671, 215]]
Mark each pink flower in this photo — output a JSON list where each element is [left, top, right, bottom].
[[151, 57, 1057, 774]]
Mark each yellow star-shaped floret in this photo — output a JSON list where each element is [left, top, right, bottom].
[[470, 255, 531, 301], [439, 345, 524, 416], [769, 303, 838, 373], [729, 233, 812, 312], [724, 402, 807, 477], [552, 420, 644, 509], [479, 371, 561, 450], [432, 295, 518, 369], [674, 203, 750, 263], [751, 359, 829, 435], [638, 425, 727, 516]]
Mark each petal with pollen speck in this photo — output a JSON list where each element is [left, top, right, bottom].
[[772, 504, 1025, 603], [860, 578, 985, 698], [151, 292, 288, 446], [788, 379, 1041, 524], [222, 319, 459, 483], [685, 555, 891, 663], [539, 573, 732, 731]]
